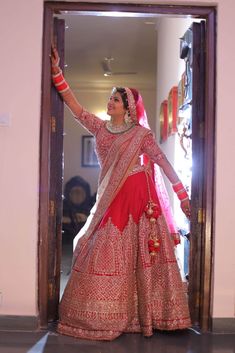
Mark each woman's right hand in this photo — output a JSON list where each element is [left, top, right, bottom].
[[50, 46, 83, 116]]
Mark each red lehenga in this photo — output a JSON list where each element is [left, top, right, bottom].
[[57, 110, 191, 341]]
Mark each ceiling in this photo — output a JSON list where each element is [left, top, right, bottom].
[[57, 13, 159, 90]]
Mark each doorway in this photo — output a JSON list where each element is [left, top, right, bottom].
[[39, 2, 216, 332], [59, 11, 159, 299]]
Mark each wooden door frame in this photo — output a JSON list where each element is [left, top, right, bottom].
[[39, 1, 216, 330]]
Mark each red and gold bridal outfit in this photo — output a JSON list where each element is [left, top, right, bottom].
[[57, 110, 191, 341]]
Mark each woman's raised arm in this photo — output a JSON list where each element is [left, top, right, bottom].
[[50, 47, 103, 136], [51, 46, 83, 117]]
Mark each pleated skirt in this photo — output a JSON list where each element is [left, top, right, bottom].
[[57, 170, 191, 340]]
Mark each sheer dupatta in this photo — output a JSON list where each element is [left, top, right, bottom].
[[72, 124, 150, 265], [131, 89, 180, 244]]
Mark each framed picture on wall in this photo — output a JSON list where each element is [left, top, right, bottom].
[[178, 73, 185, 109], [81, 135, 99, 167], [168, 86, 178, 135]]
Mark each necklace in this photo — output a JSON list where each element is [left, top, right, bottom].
[[105, 121, 134, 134]]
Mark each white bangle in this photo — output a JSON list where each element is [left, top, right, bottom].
[[52, 69, 62, 78]]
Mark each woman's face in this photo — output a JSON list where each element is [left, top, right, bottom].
[[107, 92, 126, 118], [69, 186, 86, 205]]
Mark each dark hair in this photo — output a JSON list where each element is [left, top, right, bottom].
[[113, 87, 129, 110], [64, 176, 91, 207], [112, 87, 140, 119]]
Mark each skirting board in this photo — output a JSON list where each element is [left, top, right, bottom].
[[0, 316, 38, 331], [212, 318, 235, 333]]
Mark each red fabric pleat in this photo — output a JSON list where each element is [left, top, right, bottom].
[[98, 171, 161, 232]]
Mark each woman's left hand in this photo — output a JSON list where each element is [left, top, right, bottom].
[[180, 198, 191, 219], [51, 46, 60, 67]]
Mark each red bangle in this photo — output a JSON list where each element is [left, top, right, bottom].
[[52, 70, 69, 93], [178, 190, 188, 201], [53, 73, 64, 84], [56, 81, 69, 93], [172, 182, 184, 193]]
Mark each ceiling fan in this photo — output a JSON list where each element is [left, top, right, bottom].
[[101, 57, 137, 77]]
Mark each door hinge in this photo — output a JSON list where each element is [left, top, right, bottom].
[[49, 200, 55, 217], [51, 116, 56, 133], [198, 208, 205, 224]]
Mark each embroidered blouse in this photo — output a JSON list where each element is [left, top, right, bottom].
[[75, 110, 165, 163]]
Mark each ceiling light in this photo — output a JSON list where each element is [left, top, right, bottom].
[[144, 21, 156, 25], [61, 10, 161, 18]]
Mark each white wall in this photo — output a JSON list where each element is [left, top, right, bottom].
[[0, 0, 43, 315], [0, 0, 234, 322]]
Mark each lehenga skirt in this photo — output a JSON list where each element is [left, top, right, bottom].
[[57, 170, 191, 340]]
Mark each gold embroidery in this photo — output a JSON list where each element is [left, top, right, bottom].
[[60, 114, 191, 341], [59, 214, 191, 340]]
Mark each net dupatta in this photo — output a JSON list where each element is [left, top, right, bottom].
[[72, 124, 150, 265], [126, 88, 180, 244]]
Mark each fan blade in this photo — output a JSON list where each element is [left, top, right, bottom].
[[101, 57, 137, 76], [111, 71, 137, 75]]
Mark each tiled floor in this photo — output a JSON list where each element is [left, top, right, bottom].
[[0, 329, 234, 353]]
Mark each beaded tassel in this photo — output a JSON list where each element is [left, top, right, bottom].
[[145, 200, 161, 256], [144, 169, 162, 256]]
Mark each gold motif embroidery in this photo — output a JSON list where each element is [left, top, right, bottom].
[[61, 111, 191, 341], [59, 214, 191, 340]]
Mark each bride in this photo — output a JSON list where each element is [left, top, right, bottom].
[[50, 46, 191, 341]]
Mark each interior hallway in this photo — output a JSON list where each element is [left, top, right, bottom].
[[0, 329, 234, 353]]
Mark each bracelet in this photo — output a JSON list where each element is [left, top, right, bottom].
[[52, 69, 70, 93], [172, 181, 189, 201], [172, 181, 184, 193], [52, 69, 63, 80], [178, 190, 189, 201], [177, 190, 188, 200]]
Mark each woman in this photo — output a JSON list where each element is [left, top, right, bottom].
[[62, 176, 93, 240], [51, 47, 191, 341]]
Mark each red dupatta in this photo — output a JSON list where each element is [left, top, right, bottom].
[[126, 87, 180, 244], [72, 124, 150, 264]]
